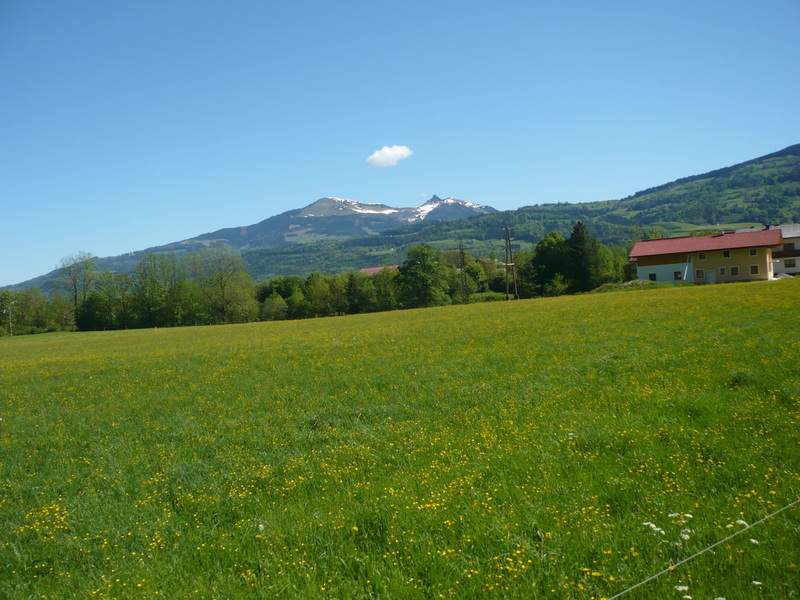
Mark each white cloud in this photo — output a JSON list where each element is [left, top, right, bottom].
[[366, 145, 413, 167]]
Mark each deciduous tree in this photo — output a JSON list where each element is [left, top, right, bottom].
[[0, 290, 16, 336], [58, 251, 97, 316], [260, 292, 288, 321], [371, 267, 399, 312], [188, 244, 258, 323], [396, 245, 451, 308]]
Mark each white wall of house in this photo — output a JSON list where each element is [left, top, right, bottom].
[[776, 259, 800, 275], [774, 235, 800, 275], [637, 262, 694, 283]]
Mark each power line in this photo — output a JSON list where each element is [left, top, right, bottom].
[[606, 497, 800, 599]]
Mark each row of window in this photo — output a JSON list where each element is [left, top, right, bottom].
[[652, 261, 798, 281], [697, 244, 796, 261], [695, 265, 759, 279], [698, 248, 758, 260], [651, 264, 763, 281]]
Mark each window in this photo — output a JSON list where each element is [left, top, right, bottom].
[[750, 265, 759, 275], [749, 248, 757, 256], [720, 267, 726, 276], [785, 259, 797, 268], [695, 269, 705, 279], [785, 242, 796, 251], [648, 273, 657, 281], [698, 252, 707, 260], [674, 271, 682, 281], [730, 266, 740, 276], [723, 250, 731, 258]]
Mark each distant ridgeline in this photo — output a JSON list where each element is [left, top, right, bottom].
[[6, 144, 799, 289], [243, 144, 800, 280]]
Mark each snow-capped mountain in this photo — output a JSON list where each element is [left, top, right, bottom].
[[57, 195, 496, 275], [298, 195, 495, 222], [3, 195, 496, 292], [410, 196, 495, 221]]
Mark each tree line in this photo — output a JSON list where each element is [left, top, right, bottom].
[[0, 222, 634, 335]]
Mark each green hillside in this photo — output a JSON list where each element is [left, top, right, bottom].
[[6, 144, 799, 289], [610, 144, 800, 224], [2, 278, 798, 599], [244, 144, 800, 280]]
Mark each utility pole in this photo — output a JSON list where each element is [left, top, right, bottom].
[[503, 225, 519, 300], [457, 237, 469, 303]]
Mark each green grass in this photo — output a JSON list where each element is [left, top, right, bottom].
[[590, 281, 697, 294], [1, 279, 799, 599]]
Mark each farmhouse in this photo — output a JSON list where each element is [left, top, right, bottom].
[[629, 228, 783, 283], [736, 224, 800, 277]]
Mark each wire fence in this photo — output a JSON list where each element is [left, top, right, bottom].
[[605, 496, 800, 599]]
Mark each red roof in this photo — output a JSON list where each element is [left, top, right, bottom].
[[629, 229, 782, 259], [359, 265, 399, 276]]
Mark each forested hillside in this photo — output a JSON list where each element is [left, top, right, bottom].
[[611, 143, 800, 224], [5, 144, 799, 290], [243, 144, 800, 280]]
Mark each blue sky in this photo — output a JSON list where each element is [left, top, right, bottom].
[[2, 0, 799, 286]]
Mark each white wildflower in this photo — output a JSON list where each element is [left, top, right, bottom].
[[750, 538, 759, 545], [681, 533, 690, 540], [668, 513, 680, 518], [674, 585, 689, 591], [684, 513, 692, 518], [258, 523, 265, 532], [752, 580, 762, 586], [643, 521, 666, 534], [736, 519, 749, 527]]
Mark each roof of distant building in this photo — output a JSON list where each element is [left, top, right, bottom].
[[629, 229, 782, 259], [359, 265, 400, 276], [735, 223, 800, 239]]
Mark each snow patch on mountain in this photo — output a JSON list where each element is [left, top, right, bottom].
[[301, 197, 400, 217], [300, 195, 495, 221], [413, 202, 440, 220], [410, 196, 487, 220], [347, 201, 399, 215]]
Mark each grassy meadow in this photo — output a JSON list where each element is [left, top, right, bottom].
[[1, 278, 799, 599]]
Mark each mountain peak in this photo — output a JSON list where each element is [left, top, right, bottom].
[[296, 195, 495, 221], [300, 197, 399, 218], [413, 196, 494, 220]]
